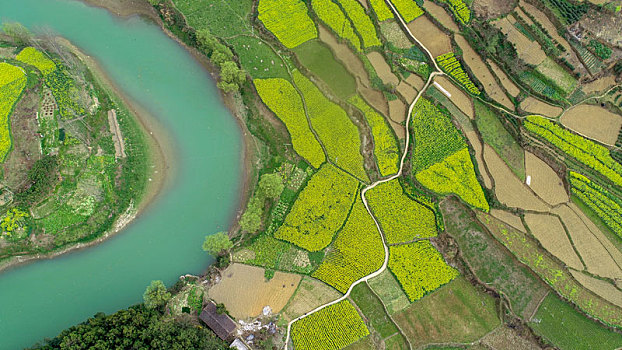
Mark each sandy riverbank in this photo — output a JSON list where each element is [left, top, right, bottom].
[[0, 38, 171, 274]]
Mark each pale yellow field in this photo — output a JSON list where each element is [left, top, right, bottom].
[[380, 20, 411, 49], [570, 269, 622, 308], [367, 51, 399, 86], [493, 15, 546, 66], [454, 36, 514, 110], [389, 99, 407, 123], [520, 97, 562, 117], [465, 130, 493, 188], [491, 209, 526, 231], [582, 75, 617, 94], [407, 16, 452, 57], [553, 205, 622, 280], [360, 85, 389, 116], [281, 276, 342, 321], [524, 213, 584, 270], [560, 104, 622, 146], [435, 76, 475, 119], [405, 73, 424, 91], [483, 145, 549, 211], [208, 264, 301, 319], [396, 80, 417, 101], [525, 152, 568, 205], [514, 7, 534, 26], [422, 1, 459, 32], [488, 60, 520, 97], [568, 203, 622, 268]]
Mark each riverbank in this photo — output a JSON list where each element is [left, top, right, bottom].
[[0, 38, 169, 274], [78, 0, 258, 234]]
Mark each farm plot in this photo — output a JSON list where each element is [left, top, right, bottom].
[[281, 276, 342, 322], [228, 36, 289, 80], [293, 71, 369, 181], [442, 0, 471, 24], [454, 36, 514, 109], [388, 241, 459, 302], [481, 325, 542, 350], [553, 205, 622, 280], [520, 97, 562, 117], [441, 199, 549, 319], [581, 75, 616, 95], [254, 78, 325, 168], [478, 212, 622, 328], [483, 145, 549, 212], [258, 0, 318, 48], [338, 0, 382, 48], [423, 1, 459, 32], [407, 16, 452, 57], [560, 105, 622, 146], [388, 99, 407, 123], [234, 233, 320, 274], [208, 263, 301, 319], [366, 179, 437, 244], [312, 198, 385, 293], [524, 151, 568, 205], [487, 59, 520, 97], [15, 47, 55, 75], [535, 57, 577, 96], [390, 0, 424, 22], [291, 300, 369, 350], [524, 115, 622, 187], [370, 0, 394, 21], [172, 0, 252, 36], [492, 15, 546, 66], [474, 100, 525, 180], [436, 52, 481, 96], [411, 98, 488, 211], [490, 209, 526, 231], [396, 81, 417, 101], [311, 0, 361, 51], [0, 63, 27, 162], [434, 76, 474, 118], [349, 95, 400, 176], [570, 270, 622, 308], [523, 213, 583, 271], [275, 164, 358, 251], [366, 52, 399, 86], [317, 26, 371, 91], [379, 21, 410, 49], [529, 294, 622, 350], [293, 40, 357, 100], [368, 269, 411, 314], [350, 283, 400, 339], [393, 277, 500, 348]]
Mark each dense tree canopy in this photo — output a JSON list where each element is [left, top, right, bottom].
[[202, 231, 233, 256], [143, 280, 171, 309], [258, 173, 284, 199]]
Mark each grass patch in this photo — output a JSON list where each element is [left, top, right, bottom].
[[171, 0, 252, 36], [368, 269, 410, 314], [351, 283, 399, 338], [228, 36, 289, 80]]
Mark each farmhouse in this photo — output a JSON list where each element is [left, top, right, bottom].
[[199, 301, 237, 340]]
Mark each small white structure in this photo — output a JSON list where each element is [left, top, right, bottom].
[[230, 338, 250, 350], [526, 175, 532, 186]]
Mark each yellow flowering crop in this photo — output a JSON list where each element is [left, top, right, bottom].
[[338, 0, 382, 48], [311, 0, 362, 51], [258, 0, 318, 48], [390, 0, 424, 22], [16, 47, 57, 75], [436, 52, 481, 95], [370, 0, 394, 21], [0, 63, 27, 162]]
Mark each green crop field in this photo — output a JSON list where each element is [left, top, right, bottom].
[[228, 36, 289, 80], [311, 0, 362, 51], [338, 0, 382, 48], [172, 0, 252, 36], [350, 283, 400, 339], [258, 0, 318, 49]]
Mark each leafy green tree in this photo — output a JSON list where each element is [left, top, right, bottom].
[[219, 61, 246, 86], [202, 231, 233, 256], [143, 280, 171, 309], [258, 173, 284, 199], [239, 197, 262, 233]]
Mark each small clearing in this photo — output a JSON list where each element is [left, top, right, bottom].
[[480, 325, 542, 350], [523, 213, 584, 271], [560, 104, 622, 146], [388, 99, 407, 123], [107, 109, 126, 158], [208, 263, 301, 319]]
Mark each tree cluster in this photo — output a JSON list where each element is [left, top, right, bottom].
[[196, 29, 246, 93], [15, 155, 59, 206], [239, 172, 284, 233]]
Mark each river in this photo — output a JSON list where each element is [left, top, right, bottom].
[[0, 1, 242, 348]]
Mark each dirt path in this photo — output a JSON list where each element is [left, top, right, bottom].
[[283, 1, 446, 347]]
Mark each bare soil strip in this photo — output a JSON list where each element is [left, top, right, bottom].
[[490, 209, 526, 231], [487, 59, 520, 97], [519, 97, 562, 118], [406, 16, 452, 57], [570, 269, 622, 308], [422, 1, 459, 32], [524, 213, 584, 271], [560, 104, 622, 146], [367, 52, 399, 86], [524, 151, 568, 206], [435, 76, 474, 118]]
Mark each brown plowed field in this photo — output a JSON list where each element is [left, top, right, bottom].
[[520, 97, 562, 117], [407, 16, 452, 57], [524, 213, 584, 271], [524, 151, 568, 206], [560, 104, 622, 146]]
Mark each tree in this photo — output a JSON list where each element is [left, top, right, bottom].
[[219, 61, 246, 87], [143, 280, 171, 309], [202, 232, 233, 256], [239, 197, 262, 233], [258, 173, 284, 199]]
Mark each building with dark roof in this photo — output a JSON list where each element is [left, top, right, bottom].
[[199, 301, 237, 340]]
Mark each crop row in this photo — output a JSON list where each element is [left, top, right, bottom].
[[311, 0, 361, 51], [258, 0, 318, 49], [443, 0, 471, 24], [312, 198, 385, 292], [524, 116, 622, 187], [367, 179, 437, 244], [390, 0, 424, 22], [569, 172, 622, 239], [291, 300, 369, 350], [338, 0, 382, 48], [436, 53, 481, 95], [370, 0, 394, 21], [254, 78, 326, 168], [0, 63, 27, 162], [275, 164, 359, 251], [15, 47, 56, 75], [416, 148, 489, 211], [293, 70, 369, 181], [349, 95, 399, 176], [388, 240, 459, 301]]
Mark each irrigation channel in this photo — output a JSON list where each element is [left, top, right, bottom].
[[0, 1, 242, 348], [284, 1, 446, 348]]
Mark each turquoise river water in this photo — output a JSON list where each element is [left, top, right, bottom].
[[0, 1, 242, 348]]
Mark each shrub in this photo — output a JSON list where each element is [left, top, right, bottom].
[[291, 300, 369, 350], [388, 241, 459, 301], [258, 0, 318, 48]]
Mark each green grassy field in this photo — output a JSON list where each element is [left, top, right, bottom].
[[530, 294, 622, 350], [172, 0, 252, 36], [293, 40, 357, 100], [474, 100, 525, 180], [350, 283, 400, 338], [368, 269, 410, 314], [228, 36, 289, 80], [393, 276, 501, 348]]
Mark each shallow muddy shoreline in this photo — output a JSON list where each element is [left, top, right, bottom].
[[0, 38, 170, 274]]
